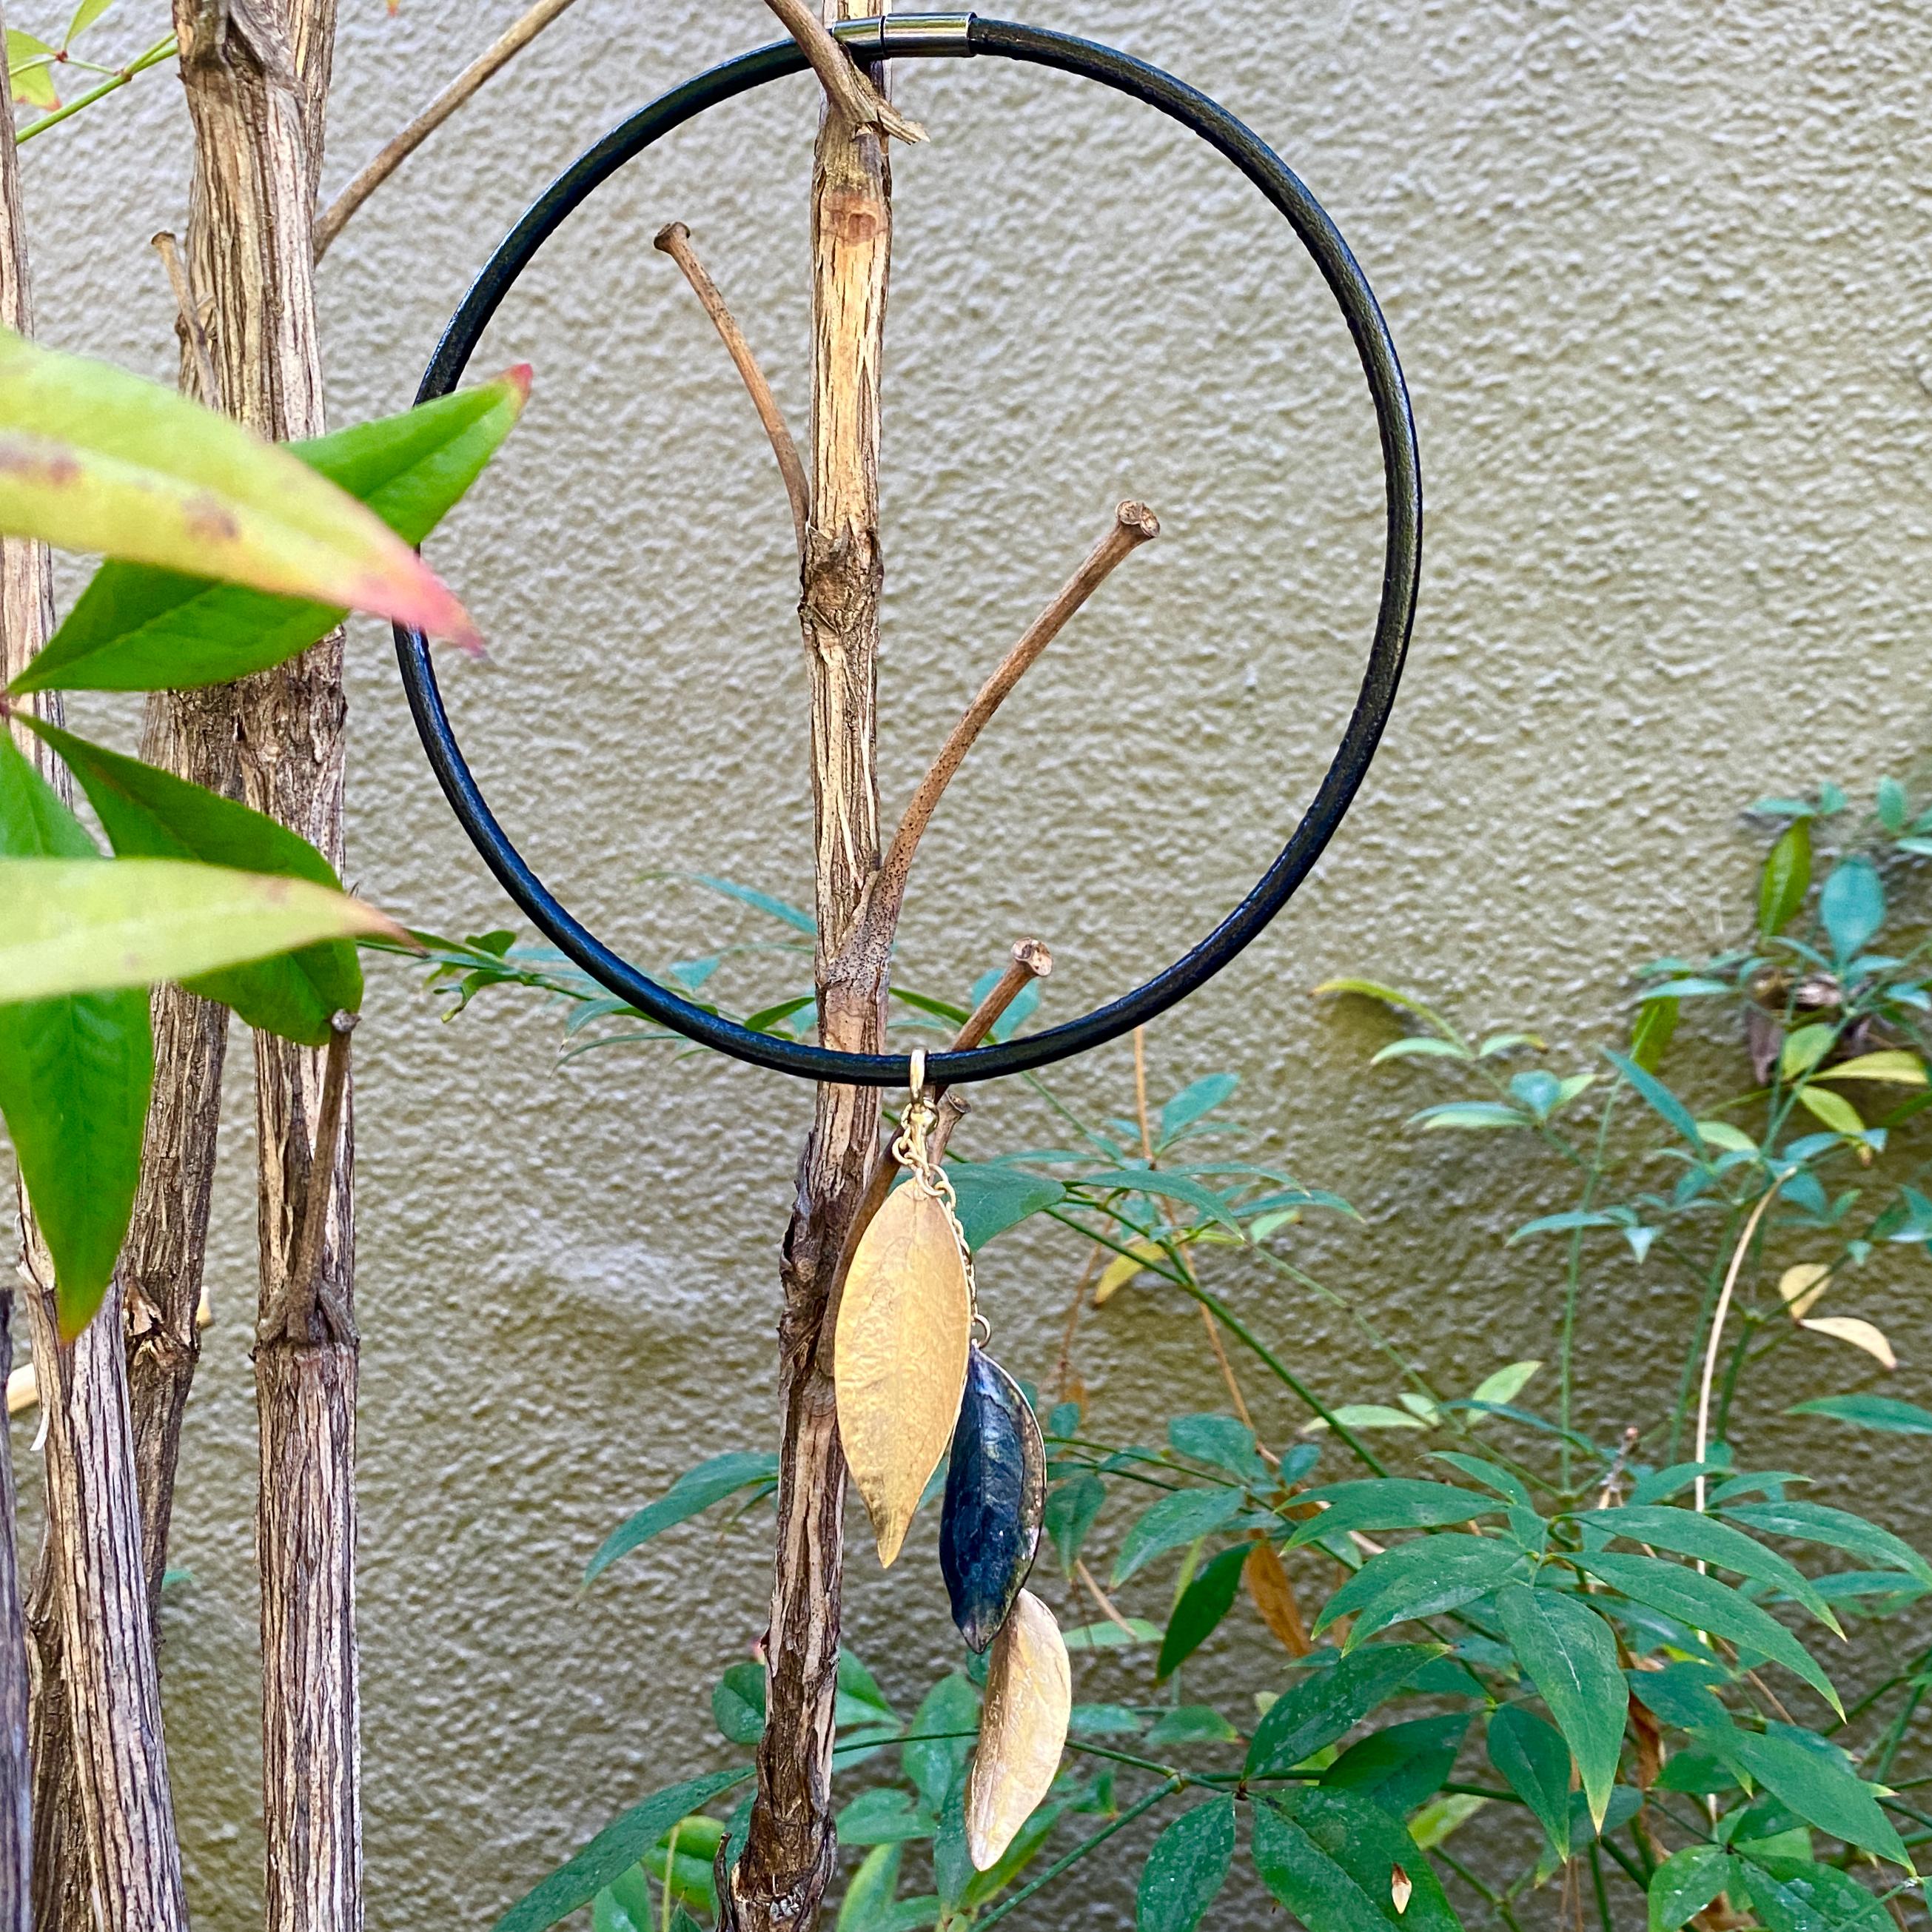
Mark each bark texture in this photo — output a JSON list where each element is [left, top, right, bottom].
[[723, 8, 894, 1928], [168, 3, 360, 1929], [0, 20, 188, 1922]]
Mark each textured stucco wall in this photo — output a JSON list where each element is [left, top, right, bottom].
[[6, 1, 1932, 1926]]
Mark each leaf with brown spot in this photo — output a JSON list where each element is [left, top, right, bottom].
[[965, 1590, 1070, 1871], [833, 1180, 970, 1567]]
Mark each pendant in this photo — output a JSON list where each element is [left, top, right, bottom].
[[965, 1588, 1070, 1870], [939, 1346, 1044, 1652], [832, 1060, 973, 1569]]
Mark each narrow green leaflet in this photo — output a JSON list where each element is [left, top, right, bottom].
[[1603, 1049, 1705, 1153], [0, 856, 400, 1003], [942, 1163, 1065, 1250], [1739, 1857, 1896, 1932], [836, 1842, 902, 1931], [1256, 1788, 1460, 1932], [16, 372, 526, 694], [1788, 1395, 1932, 1436], [493, 1768, 750, 1932], [1144, 1706, 1240, 1747], [1159, 1073, 1238, 1140], [1156, 1543, 1249, 1682], [1428, 1452, 1534, 1509], [1245, 1646, 1435, 1777], [1493, 1582, 1627, 1829], [1315, 1536, 1523, 1650], [0, 733, 150, 1339], [584, 1452, 779, 1581], [837, 1788, 935, 1847], [1287, 1481, 1505, 1547], [1647, 1845, 1733, 1932], [1486, 1705, 1572, 1862], [1044, 1472, 1105, 1574], [1578, 1505, 1840, 1632], [1136, 1796, 1234, 1932], [1577, 1553, 1841, 1715], [1721, 1500, 1932, 1588], [1759, 819, 1812, 934], [1167, 1413, 1272, 1486], [1076, 1168, 1243, 1232], [1711, 1727, 1911, 1870], [0, 326, 474, 642], [902, 1674, 978, 1812], [713, 1664, 766, 1745], [1112, 1487, 1250, 1585], [1321, 1714, 1467, 1817], [27, 720, 358, 1043]]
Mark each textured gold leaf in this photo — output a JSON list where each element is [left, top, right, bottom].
[[966, 1589, 1070, 1870], [833, 1183, 970, 1568]]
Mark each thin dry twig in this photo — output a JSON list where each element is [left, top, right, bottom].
[[313, 0, 580, 261], [1075, 1557, 1138, 1638], [759, 0, 926, 144], [868, 501, 1158, 937], [654, 221, 811, 553], [1053, 1244, 1103, 1403], [150, 229, 217, 406], [1131, 1024, 1154, 1161]]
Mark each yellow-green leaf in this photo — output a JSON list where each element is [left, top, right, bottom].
[[1814, 1051, 1926, 1087], [0, 856, 404, 1002], [6, 32, 56, 110], [1795, 1085, 1865, 1138], [0, 327, 477, 642]]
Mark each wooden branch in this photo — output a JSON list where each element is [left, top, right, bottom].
[[759, 0, 926, 144], [258, 1013, 357, 1346], [865, 500, 1158, 939], [654, 222, 810, 552], [149, 230, 217, 408], [312, 0, 578, 259]]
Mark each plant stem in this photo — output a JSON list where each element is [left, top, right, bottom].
[[15, 32, 175, 143], [1560, 1088, 1618, 1492], [971, 1780, 1178, 1930]]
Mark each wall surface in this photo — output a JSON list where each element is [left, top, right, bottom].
[[5, 1, 1931, 1926]]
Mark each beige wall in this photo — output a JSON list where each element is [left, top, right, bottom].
[[7, 0, 1931, 1925]]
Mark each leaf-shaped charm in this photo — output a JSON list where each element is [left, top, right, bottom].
[[833, 1181, 971, 1567], [939, 1346, 1044, 1651], [965, 1589, 1070, 1870]]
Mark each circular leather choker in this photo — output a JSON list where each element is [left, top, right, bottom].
[[394, 14, 1421, 1086]]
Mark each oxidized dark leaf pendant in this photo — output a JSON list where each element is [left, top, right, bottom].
[[939, 1346, 1045, 1652]]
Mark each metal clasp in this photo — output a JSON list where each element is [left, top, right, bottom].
[[831, 13, 976, 57]]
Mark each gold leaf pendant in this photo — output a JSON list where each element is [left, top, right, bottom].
[[965, 1588, 1070, 1869], [833, 1178, 971, 1567]]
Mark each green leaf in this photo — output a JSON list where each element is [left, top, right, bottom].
[[1157, 1543, 1249, 1681], [7, 32, 56, 110], [1044, 1472, 1105, 1574], [493, 1769, 751, 1932], [1760, 820, 1813, 935], [1428, 1453, 1534, 1509], [1788, 1395, 1932, 1435], [0, 855, 398, 1003], [1576, 1553, 1841, 1714], [1486, 1705, 1571, 1862], [17, 372, 526, 694], [1740, 1856, 1896, 1932], [1819, 859, 1884, 962], [1369, 1037, 1472, 1065], [1315, 979, 1464, 1047], [1244, 1646, 1436, 1777], [1113, 1487, 1250, 1585], [1314, 1537, 1525, 1649], [712, 1663, 766, 1745], [1158, 1073, 1238, 1139], [0, 733, 151, 1341], [1469, 1361, 1542, 1408], [1409, 1101, 1529, 1131], [1796, 1086, 1865, 1139], [1140, 1707, 1237, 1748], [903, 1674, 978, 1812], [583, 1452, 779, 1581], [837, 1842, 902, 1931], [1713, 1727, 1910, 1869], [1630, 995, 1680, 1073], [61, 0, 116, 45], [1721, 1500, 1932, 1588], [1648, 1846, 1733, 1932], [1254, 1788, 1460, 1932], [1577, 1505, 1840, 1632], [0, 327, 475, 643], [25, 720, 358, 1042], [1136, 1795, 1235, 1932], [1078, 1168, 1242, 1232], [1287, 1481, 1506, 1549], [1603, 1050, 1705, 1154], [1167, 1413, 1272, 1486], [1492, 1582, 1627, 1830], [1782, 1024, 1838, 1079], [942, 1163, 1064, 1250], [1321, 1714, 1467, 1817]]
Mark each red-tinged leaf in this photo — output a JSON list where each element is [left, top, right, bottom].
[[0, 326, 478, 643]]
